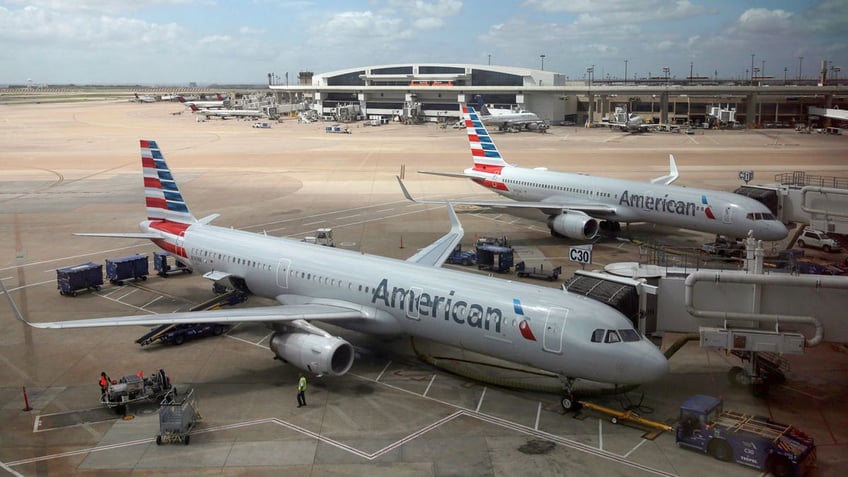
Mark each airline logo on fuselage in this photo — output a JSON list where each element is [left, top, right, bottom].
[[372, 278, 502, 333], [618, 190, 714, 219]]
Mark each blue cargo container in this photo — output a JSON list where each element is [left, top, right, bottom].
[[153, 251, 191, 277], [56, 262, 103, 296], [106, 254, 149, 285]]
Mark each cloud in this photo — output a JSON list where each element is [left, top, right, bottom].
[[387, 0, 461, 30], [524, 0, 708, 24]]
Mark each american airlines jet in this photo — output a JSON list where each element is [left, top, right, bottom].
[[4, 140, 668, 409], [414, 106, 788, 242]]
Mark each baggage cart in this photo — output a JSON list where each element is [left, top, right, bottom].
[[56, 262, 103, 296], [153, 251, 191, 277], [106, 254, 149, 285], [156, 388, 200, 445]]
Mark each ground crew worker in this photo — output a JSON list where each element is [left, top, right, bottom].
[[297, 373, 307, 407], [99, 372, 110, 395], [137, 370, 144, 379]]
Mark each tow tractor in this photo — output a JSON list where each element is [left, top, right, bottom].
[[675, 395, 816, 477], [101, 369, 172, 415], [515, 261, 562, 281]]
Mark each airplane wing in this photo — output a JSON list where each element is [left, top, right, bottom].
[[399, 182, 464, 267], [397, 176, 616, 215], [650, 154, 679, 185], [418, 170, 471, 179], [74, 232, 163, 239]]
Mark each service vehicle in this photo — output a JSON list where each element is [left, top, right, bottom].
[[515, 261, 562, 281], [445, 244, 476, 266], [105, 254, 149, 285], [701, 236, 745, 258], [325, 124, 351, 134], [101, 369, 172, 415], [252, 122, 271, 128], [676, 395, 816, 477], [796, 228, 840, 252]]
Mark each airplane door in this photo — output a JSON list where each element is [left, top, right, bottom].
[[406, 287, 423, 320], [275, 259, 291, 289], [542, 307, 569, 354], [722, 205, 733, 224]]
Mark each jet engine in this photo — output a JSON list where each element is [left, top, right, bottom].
[[270, 332, 355, 377], [547, 212, 599, 240]]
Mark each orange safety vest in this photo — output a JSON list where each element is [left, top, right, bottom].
[[99, 376, 108, 387]]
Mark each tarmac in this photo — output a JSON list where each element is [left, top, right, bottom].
[[1, 99, 847, 476]]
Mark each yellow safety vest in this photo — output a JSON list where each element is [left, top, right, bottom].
[[298, 376, 307, 391]]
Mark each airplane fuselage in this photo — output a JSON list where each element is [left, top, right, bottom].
[[146, 220, 668, 385], [466, 165, 787, 240]]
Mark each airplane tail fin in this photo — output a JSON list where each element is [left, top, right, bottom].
[[188, 104, 199, 112], [141, 139, 198, 225], [462, 106, 510, 173]]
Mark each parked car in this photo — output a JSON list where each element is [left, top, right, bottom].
[[796, 228, 840, 252]]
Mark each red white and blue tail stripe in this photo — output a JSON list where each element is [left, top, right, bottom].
[[463, 106, 510, 174], [141, 139, 197, 225]]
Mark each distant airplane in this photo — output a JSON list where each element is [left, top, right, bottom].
[[187, 104, 263, 119], [3, 140, 669, 409], [178, 94, 225, 109], [474, 95, 548, 132], [409, 106, 788, 241], [606, 106, 652, 133], [133, 93, 156, 103]]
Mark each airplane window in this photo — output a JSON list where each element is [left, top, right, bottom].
[[618, 329, 640, 342], [605, 330, 621, 343], [591, 329, 605, 343], [762, 213, 775, 220]]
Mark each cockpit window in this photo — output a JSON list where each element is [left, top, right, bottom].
[[605, 330, 621, 343], [591, 329, 605, 343], [618, 329, 641, 342], [746, 212, 777, 221]]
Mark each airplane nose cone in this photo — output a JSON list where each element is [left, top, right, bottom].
[[637, 346, 670, 382]]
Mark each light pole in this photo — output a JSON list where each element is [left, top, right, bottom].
[[690, 61, 693, 82], [834, 66, 841, 85], [540, 54, 546, 71], [624, 59, 628, 85], [488, 54, 491, 65], [586, 65, 594, 87], [662, 66, 670, 86], [798, 56, 803, 80], [761, 60, 765, 79], [751, 53, 755, 85]]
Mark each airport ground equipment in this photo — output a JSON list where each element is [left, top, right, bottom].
[[101, 369, 171, 415], [156, 388, 199, 445], [325, 124, 350, 134], [476, 244, 514, 273], [136, 289, 245, 346], [675, 395, 816, 477], [302, 228, 335, 247], [153, 251, 191, 277], [56, 262, 103, 296], [445, 244, 476, 266], [700, 236, 745, 258], [515, 261, 561, 281], [578, 400, 672, 434], [105, 254, 149, 285]]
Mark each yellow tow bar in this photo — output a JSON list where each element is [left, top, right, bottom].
[[579, 401, 673, 434]]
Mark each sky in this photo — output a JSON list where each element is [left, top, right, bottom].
[[0, 0, 846, 86]]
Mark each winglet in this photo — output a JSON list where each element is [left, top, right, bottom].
[[0, 278, 37, 328], [405, 202, 465, 267], [397, 176, 417, 202], [651, 154, 679, 185]]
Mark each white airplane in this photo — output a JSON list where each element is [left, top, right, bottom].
[[410, 106, 788, 242], [178, 94, 225, 109], [133, 93, 156, 103], [606, 107, 652, 133], [480, 106, 548, 132], [187, 104, 263, 119], [3, 139, 669, 408]]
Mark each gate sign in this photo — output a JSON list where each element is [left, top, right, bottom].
[[738, 170, 754, 184], [569, 245, 592, 264]]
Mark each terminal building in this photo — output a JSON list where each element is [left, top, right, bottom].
[[269, 62, 847, 128]]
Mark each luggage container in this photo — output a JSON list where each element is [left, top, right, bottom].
[[153, 251, 191, 277], [105, 254, 149, 285], [56, 262, 103, 296]]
